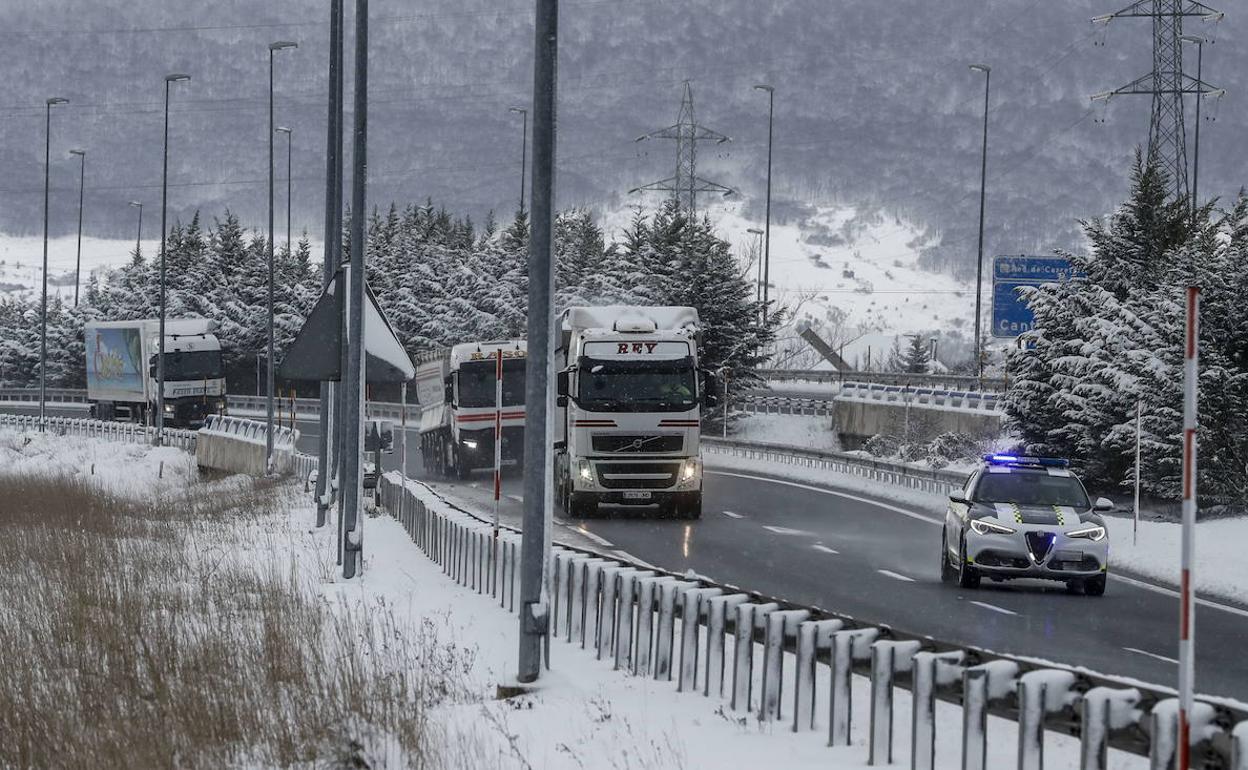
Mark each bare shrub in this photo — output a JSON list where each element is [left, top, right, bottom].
[[0, 473, 475, 769]]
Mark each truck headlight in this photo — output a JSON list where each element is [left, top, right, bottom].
[[578, 459, 593, 482], [970, 518, 1015, 536], [1066, 524, 1106, 542], [164, 404, 175, 413], [678, 458, 701, 487], [462, 439, 479, 450]]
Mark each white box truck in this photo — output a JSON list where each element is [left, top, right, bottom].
[[555, 306, 716, 519], [85, 318, 227, 428], [415, 339, 527, 478]]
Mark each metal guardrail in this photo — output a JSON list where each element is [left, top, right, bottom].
[[758, 369, 1009, 392], [703, 436, 968, 497], [202, 414, 298, 448], [0, 413, 197, 451], [375, 472, 1248, 769], [0, 387, 91, 404], [734, 394, 835, 417], [836, 381, 1004, 414]]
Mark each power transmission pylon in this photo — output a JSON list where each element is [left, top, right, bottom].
[[1092, 0, 1223, 201], [630, 81, 735, 216]]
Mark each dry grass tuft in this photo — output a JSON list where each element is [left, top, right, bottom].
[[0, 473, 475, 769]]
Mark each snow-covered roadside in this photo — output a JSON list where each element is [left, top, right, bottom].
[[0, 428, 196, 496], [1107, 515, 1248, 607], [727, 411, 841, 451]]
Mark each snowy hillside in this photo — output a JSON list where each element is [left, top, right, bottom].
[[602, 199, 976, 368]]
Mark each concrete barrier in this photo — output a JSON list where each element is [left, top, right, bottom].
[[196, 415, 298, 477]]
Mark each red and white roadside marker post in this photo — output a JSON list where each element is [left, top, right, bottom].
[[1179, 285, 1200, 770], [493, 348, 504, 536]]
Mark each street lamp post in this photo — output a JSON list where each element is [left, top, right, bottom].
[[267, 40, 298, 472], [39, 96, 69, 432], [158, 74, 191, 446], [276, 126, 293, 253], [753, 84, 774, 324], [69, 149, 86, 307], [969, 64, 991, 380], [508, 106, 528, 216], [1180, 35, 1205, 227], [128, 201, 143, 259]]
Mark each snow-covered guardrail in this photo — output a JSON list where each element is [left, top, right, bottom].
[[734, 394, 835, 416], [702, 436, 968, 497], [375, 472, 1248, 770], [837, 381, 1005, 414], [0, 413, 197, 451], [758, 369, 1009, 392], [196, 415, 300, 477]]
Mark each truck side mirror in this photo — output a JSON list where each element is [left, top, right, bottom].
[[556, 395, 568, 407], [556, 369, 569, 397], [700, 370, 720, 407], [149, 364, 157, 378], [444, 381, 454, 403]]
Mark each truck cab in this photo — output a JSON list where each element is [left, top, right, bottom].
[[555, 306, 713, 519]]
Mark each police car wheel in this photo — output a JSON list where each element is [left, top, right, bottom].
[[957, 537, 980, 589], [1083, 573, 1107, 597], [940, 531, 957, 583]]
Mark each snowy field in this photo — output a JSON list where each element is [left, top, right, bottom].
[[0, 427, 1152, 768]]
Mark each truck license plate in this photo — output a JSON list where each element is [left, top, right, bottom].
[[622, 491, 652, 500]]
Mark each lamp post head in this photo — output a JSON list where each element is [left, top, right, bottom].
[[1180, 35, 1205, 46], [969, 64, 991, 74], [69, 149, 86, 157], [275, 126, 292, 135], [508, 106, 527, 115], [746, 228, 764, 235], [269, 40, 298, 52], [165, 73, 191, 83], [46, 97, 69, 106], [128, 200, 143, 208], [753, 84, 774, 94]]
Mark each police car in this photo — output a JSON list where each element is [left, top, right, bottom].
[[940, 455, 1112, 596]]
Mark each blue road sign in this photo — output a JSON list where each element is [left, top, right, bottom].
[[991, 255, 1082, 338]]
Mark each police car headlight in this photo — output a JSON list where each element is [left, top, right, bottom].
[[970, 518, 1015, 536], [1066, 524, 1106, 542]]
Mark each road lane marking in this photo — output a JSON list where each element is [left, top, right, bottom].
[[1123, 647, 1179, 665], [763, 525, 813, 536], [969, 600, 1018, 616], [721, 510, 745, 519], [506, 494, 524, 502], [812, 544, 839, 555], [708, 471, 941, 526], [1109, 573, 1248, 619], [877, 569, 915, 582], [575, 527, 614, 548]]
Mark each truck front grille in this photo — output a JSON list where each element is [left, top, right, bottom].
[[592, 434, 683, 453], [596, 461, 682, 490]]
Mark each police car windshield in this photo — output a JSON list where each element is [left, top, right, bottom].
[[973, 471, 1090, 509], [458, 359, 525, 408], [577, 358, 696, 412]]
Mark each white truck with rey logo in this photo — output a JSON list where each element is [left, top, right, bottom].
[[415, 340, 527, 479], [555, 306, 717, 519]]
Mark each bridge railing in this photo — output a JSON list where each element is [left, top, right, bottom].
[[758, 368, 1008, 392], [375, 472, 1248, 770], [702, 436, 967, 497], [0, 413, 197, 451]]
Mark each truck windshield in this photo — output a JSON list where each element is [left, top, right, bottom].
[[577, 358, 697, 413], [162, 350, 224, 381], [973, 472, 1090, 509], [458, 359, 526, 408]]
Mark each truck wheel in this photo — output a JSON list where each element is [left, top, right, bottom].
[[678, 494, 702, 520], [568, 492, 596, 519], [453, 445, 471, 480]]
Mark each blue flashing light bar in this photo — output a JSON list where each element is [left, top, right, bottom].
[[984, 454, 1071, 468]]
